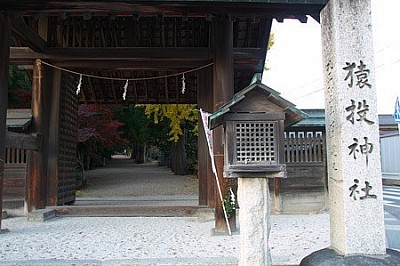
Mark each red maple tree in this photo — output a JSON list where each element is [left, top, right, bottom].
[[77, 104, 127, 169]]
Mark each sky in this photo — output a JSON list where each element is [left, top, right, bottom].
[[262, 0, 400, 115]]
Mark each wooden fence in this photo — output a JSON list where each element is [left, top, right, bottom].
[[271, 130, 327, 214], [284, 131, 324, 164], [3, 147, 28, 208]]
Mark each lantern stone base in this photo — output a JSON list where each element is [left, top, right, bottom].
[[238, 177, 272, 266], [27, 209, 56, 222], [300, 248, 400, 266]]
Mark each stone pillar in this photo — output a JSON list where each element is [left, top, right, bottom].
[[238, 177, 272, 266], [321, 0, 385, 255]]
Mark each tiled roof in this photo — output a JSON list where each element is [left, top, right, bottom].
[[6, 109, 32, 130], [290, 109, 398, 128]]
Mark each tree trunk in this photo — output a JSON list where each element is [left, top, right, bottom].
[[83, 154, 90, 170], [133, 146, 146, 164], [170, 134, 187, 175]]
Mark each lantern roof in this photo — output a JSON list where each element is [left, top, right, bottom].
[[208, 74, 307, 129]]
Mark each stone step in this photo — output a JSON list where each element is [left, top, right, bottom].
[[74, 197, 198, 207], [54, 205, 208, 217], [2, 198, 24, 209]]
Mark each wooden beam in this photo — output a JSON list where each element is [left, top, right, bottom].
[[38, 17, 49, 41], [10, 47, 260, 72], [10, 46, 259, 61], [0, 1, 327, 18], [44, 47, 212, 61], [53, 60, 212, 71], [5, 132, 38, 150], [11, 18, 47, 52], [9, 47, 213, 69], [0, 14, 11, 230]]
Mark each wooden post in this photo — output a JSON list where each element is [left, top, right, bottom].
[[27, 59, 49, 211], [206, 69, 216, 208], [213, 15, 235, 232], [27, 15, 50, 211], [46, 69, 61, 206], [0, 14, 11, 231], [197, 68, 210, 206]]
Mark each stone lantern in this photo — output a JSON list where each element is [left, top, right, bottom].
[[208, 76, 305, 266]]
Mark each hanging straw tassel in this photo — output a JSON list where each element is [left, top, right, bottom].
[[123, 79, 129, 100], [76, 74, 82, 95], [181, 73, 186, 94]]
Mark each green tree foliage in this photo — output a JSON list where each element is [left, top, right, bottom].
[[113, 105, 170, 163], [8, 65, 31, 108], [113, 105, 151, 149]]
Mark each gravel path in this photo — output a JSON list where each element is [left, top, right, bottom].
[[77, 158, 198, 198], [0, 213, 330, 265], [1, 157, 331, 265]]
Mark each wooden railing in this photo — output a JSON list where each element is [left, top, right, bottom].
[[5, 147, 28, 164], [284, 131, 325, 163]]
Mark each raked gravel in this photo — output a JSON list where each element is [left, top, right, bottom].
[[0, 213, 330, 266]]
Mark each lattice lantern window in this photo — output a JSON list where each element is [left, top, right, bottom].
[[235, 122, 277, 165], [224, 119, 286, 178]]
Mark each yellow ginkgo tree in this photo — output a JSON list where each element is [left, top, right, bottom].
[[143, 104, 198, 142], [142, 104, 198, 175]]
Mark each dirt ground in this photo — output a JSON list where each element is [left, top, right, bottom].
[[76, 156, 199, 199]]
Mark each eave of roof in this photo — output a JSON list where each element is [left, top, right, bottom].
[[209, 75, 307, 129], [290, 110, 399, 129], [0, 0, 329, 5], [290, 108, 325, 128], [6, 109, 33, 130]]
